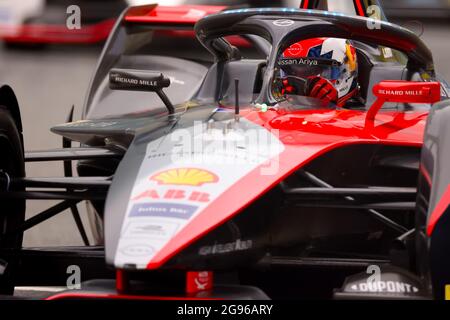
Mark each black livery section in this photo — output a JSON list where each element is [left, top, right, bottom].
[[415, 99, 450, 299]]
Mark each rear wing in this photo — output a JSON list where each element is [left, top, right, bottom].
[[124, 4, 227, 25], [0, 3, 226, 44]]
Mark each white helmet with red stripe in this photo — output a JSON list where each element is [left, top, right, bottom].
[[280, 37, 359, 106]]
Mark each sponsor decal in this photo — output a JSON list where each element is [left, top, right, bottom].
[[286, 42, 303, 57], [381, 47, 393, 59], [350, 281, 419, 293], [377, 89, 426, 96], [129, 202, 198, 220], [122, 221, 179, 240], [339, 83, 350, 94], [186, 271, 213, 293], [110, 73, 158, 87], [64, 121, 118, 128], [273, 19, 294, 27], [278, 58, 318, 66], [132, 189, 210, 203], [151, 168, 218, 186], [114, 116, 285, 269], [198, 239, 253, 256], [278, 57, 338, 67], [120, 244, 154, 257]]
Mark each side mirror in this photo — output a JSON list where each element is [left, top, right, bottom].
[[109, 68, 174, 114], [366, 80, 441, 125]]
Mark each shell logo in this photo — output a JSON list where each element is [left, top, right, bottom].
[[150, 168, 219, 186]]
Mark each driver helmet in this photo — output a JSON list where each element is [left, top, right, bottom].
[[281, 37, 359, 106]]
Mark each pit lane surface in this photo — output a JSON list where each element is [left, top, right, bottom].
[[0, 20, 448, 298]]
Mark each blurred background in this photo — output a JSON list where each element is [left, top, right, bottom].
[[0, 0, 448, 247]]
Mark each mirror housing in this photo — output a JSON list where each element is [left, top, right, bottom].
[[366, 81, 441, 125], [109, 68, 174, 114], [109, 69, 170, 92]]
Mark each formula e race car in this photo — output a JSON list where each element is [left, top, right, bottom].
[[0, 1, 449, 300]]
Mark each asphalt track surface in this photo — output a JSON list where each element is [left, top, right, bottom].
[[0, 21, 448, 247]]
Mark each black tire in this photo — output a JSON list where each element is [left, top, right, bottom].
[[0, 106, 25, 295]]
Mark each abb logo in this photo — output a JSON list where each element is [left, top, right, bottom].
[[132, 189, 210, 203]]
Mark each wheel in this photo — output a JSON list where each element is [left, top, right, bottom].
[[0, 106, 25, 295]]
